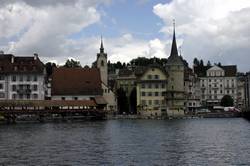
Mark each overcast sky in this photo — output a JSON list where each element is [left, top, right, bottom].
[[0, 0, 249, 72]]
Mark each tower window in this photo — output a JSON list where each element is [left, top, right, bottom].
[[101, 60, 104, 66]]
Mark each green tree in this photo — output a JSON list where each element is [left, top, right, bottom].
[[45, 62, 57, 76], [221, 95, 234, 107], [200, 60, 204, 67], [207, 60, 211, 67], [193, 58, 199, 66], [64, 59, 81, 68], [129, 57, 150, 66], [129, 57, 168, 67]]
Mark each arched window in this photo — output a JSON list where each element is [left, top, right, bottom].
[[101, 60, 104, 66]]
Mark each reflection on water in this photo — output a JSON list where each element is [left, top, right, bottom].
[[0, 118, 250, 165]]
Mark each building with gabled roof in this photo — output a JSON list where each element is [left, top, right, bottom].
[[51, 67, 103, 98], [196, 64, 238, 108], [0, 52, 46, 100], [50, 66, 109, 108], [136, 64, 168, 117]]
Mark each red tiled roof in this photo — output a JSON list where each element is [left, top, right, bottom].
[[51, 67, 103, 96], [0, 54, 44, 74]]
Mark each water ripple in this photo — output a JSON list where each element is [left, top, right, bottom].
[[0, 119, 250, 165]]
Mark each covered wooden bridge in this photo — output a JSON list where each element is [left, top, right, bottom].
[[0, 99, 107, 123]]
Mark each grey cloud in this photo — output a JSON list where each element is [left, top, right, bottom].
[[153, 0, 250, 72]]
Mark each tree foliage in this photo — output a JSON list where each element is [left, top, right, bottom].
[[207, 60, 211, 67], [200, 60, 204, 67], [221, 95, 234, 107], [193, 58, 199, 66], [45, 62, 57, 76], [108, 57, 171, 73], [64, 59, 81, 68], [129, 57, 168, 67], [108, 61, 126, 73]]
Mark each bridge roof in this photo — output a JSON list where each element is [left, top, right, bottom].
[[0, 100, 97, 107]]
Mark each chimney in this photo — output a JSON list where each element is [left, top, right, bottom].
[[11, 55, 14, 63], [34, 53, 38, 60]]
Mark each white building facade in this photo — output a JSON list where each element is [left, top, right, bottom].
[[198, 65, 238, 107], [184, 68, 201, 113], [0, 53, 46, 100]]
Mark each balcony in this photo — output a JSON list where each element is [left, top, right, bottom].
[[225, 86, 233, 89], [17, 89, 31, 95]]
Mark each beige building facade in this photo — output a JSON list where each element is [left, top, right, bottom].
[[136, 66, 168, 117]]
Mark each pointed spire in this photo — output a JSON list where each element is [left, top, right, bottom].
[[170, 19, 178, 57], [100, 35, 104, 53]]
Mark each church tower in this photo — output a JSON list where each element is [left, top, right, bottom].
[[165, 20, 185, 116], [96, 37, 108, 85]]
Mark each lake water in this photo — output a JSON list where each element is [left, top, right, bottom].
[[0, 118, 250, 165]]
